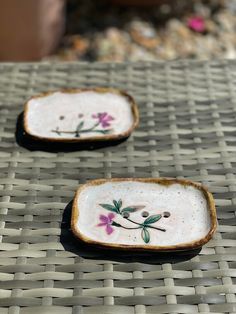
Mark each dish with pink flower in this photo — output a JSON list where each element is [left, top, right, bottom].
[[71, 178, 217, 252], [23, 88, 139, 142]]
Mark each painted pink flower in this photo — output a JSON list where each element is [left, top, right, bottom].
[[97, 213, 115, 235], [187, 16, 205, 33], [92, 112, 114, 128]]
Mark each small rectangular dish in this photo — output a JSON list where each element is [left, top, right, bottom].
[[23, 88, 139, 143], [71, 178, 217, 252]]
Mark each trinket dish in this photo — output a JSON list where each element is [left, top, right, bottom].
[[71, 178, 217, 251], [23, 88, 139, 142]]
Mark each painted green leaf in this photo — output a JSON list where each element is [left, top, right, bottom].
[[111, 221, 122, 227], [113, 200, 118, 208], [76, 121, 84, 132], [100, 129, 111, 134], [121, 206, 138, 213], [117, 199, 122, 209], [55, 128, 61, 135], [113, 199, 122, 211], [99, 203, 119, 213], [141, 228, 150, 243], [143, 214, 162, 225], [75, 121, 84, 137]]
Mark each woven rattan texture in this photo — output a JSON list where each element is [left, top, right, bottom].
[[0, 61, 236, 314]]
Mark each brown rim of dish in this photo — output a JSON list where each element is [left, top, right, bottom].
[[71, 178, 217, 252], [23, 87, 139, 143]]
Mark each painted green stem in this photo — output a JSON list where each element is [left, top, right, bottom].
[[120, 225, 142, 230], [146, 225, 166, 232], [52, 129, 109, 134], [52, 122, 111, 136], [125, 216, 166, 232]]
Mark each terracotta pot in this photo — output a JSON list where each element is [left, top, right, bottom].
[[0, 0, 65, 61]]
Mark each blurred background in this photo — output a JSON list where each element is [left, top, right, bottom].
[[0, 0, 235, 62]]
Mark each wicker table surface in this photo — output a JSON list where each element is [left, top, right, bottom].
[[0, 61, 236, 314]]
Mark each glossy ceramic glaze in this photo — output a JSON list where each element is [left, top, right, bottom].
[[24, 88, 138, 142], [71, 178, 217, 251]]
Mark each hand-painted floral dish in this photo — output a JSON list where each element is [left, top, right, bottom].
[[71, 178, 217, 252], [23, 88, 139, 142]]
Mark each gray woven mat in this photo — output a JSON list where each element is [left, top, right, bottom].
[[0, 61, 236, 314]]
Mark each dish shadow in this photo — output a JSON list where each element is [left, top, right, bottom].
[[60, 201, 201, 264], [15, 113, 127, 152]]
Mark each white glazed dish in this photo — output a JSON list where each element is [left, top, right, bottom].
[[71, 178, 217, 252], [23, 88, 139, 143]]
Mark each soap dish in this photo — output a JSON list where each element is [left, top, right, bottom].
[[71, 178, 217, 252], [23, 88, 139, 143]]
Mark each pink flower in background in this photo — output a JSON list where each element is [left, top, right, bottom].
[[92, 112, 114, 128], [97, 213, 115, 235], [187, 16, 205, 33]]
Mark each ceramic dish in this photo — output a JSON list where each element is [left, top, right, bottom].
[[23, 88, 139, 142], [71, 178, 217, 252]]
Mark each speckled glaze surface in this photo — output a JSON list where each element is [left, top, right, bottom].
[[71, 178, 217, 251], [23, 88, 138, 142]]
